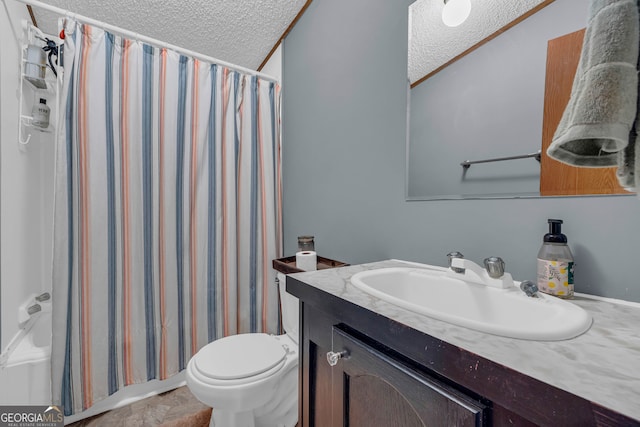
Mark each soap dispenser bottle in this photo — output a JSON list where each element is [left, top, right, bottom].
[[537, 219, 574, 298]]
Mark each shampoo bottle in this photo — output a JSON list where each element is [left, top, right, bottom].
[[32, 98, 50, 129], [537, 219, 574, 298]]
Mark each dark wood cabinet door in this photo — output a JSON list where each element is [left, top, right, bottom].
[[330, 327, 486, 427]]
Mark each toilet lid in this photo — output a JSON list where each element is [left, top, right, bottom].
[[193, 333, 286, 380]]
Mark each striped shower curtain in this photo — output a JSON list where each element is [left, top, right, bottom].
[[51, 20, 282, 416]]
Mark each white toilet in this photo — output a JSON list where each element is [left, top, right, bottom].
[[186, 273, 299, 427]]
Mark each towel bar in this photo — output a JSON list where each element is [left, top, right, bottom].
[[461, 150, 541, 169]]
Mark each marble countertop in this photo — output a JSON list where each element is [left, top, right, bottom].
[[290, 259, 640, 422]]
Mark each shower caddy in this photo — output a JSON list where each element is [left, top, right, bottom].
[[18, 21, 61, 145]]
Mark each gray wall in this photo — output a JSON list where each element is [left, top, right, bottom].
[[282, 0, 640, 302], [409, 0, 586, 199]]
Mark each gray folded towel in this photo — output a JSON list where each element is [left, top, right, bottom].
[[617, 0, 640, 192], [617, 77, 638, 191], [547, 0, 639, 175]]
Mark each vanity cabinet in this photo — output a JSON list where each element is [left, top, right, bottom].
[[289, 275, 639, 427], [329, 326, 485, 426]]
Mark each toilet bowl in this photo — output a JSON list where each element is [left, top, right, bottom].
[[186, 273, 299, 427]]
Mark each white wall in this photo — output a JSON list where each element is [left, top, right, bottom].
[[260, 44, 282, 83], [1, 1, 56, 350]]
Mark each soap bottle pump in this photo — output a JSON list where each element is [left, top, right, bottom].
[[536, 219, 574, 298]]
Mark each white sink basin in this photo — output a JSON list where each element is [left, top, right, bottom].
[[350, 266, 592, 341]]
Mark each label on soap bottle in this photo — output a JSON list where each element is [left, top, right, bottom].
[[536, 259, 574, 298]]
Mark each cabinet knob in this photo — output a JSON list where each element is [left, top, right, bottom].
[[326, 350, 348, 367]]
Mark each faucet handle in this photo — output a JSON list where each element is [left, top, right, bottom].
[[27, 303, 42, 315], [483, 256, 505, 278], [520, 280, 539, 297], [35, 292, 50, 302], [447, 251, 465, 273]]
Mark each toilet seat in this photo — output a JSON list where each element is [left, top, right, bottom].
[[191, 333, 287, 386]]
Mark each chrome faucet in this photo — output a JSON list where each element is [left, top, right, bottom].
[[448, 254, 514, 289]]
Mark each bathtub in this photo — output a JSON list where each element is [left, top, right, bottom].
[[0, 303, 185, 424], [0, 307, 52, 405]]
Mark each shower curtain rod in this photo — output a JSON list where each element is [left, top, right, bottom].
[[9, 0, 279, 83]]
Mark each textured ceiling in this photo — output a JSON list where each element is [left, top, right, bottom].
[[29, 0, 308, 71], [409, 0, 552, 84]]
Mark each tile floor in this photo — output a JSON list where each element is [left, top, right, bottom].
[[67, 386, 211, 427]]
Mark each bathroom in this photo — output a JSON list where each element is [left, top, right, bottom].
[[1, 0, 639, 425]]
